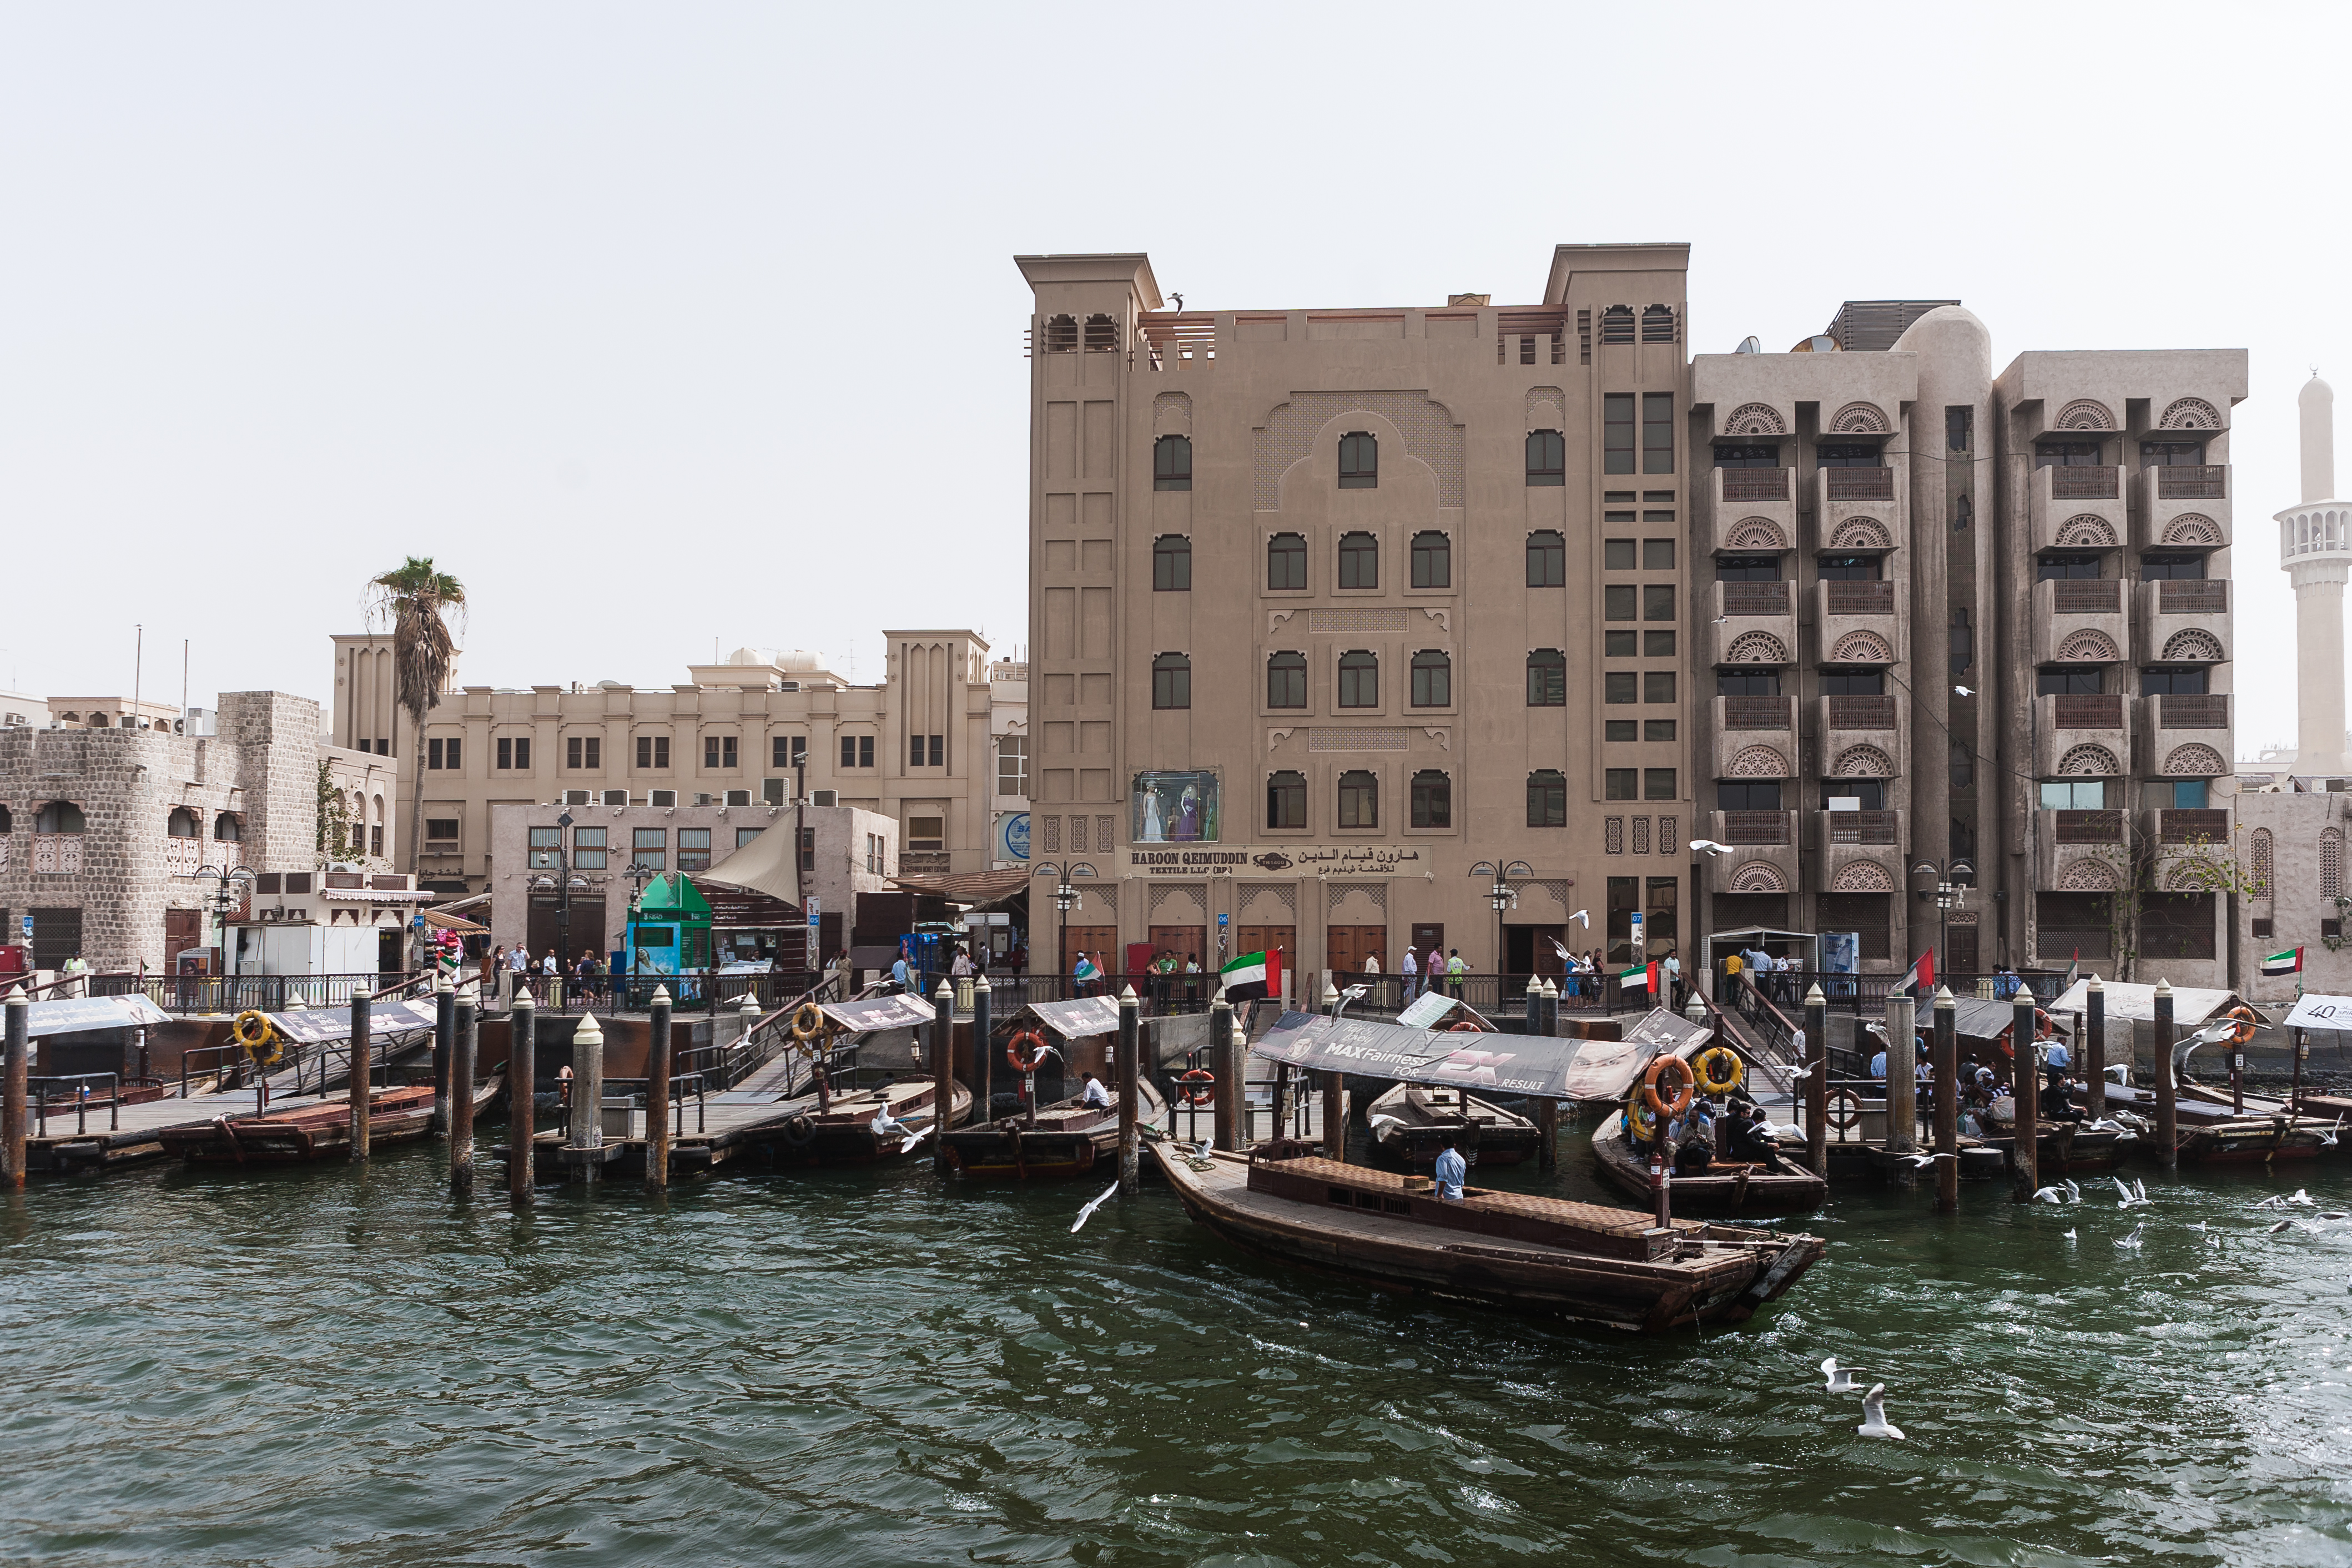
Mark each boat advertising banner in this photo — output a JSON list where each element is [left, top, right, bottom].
[[820, 992, 938, 1033], [1252, 1011, 1578, 1099], [23, 993, 173, 1036], [1131, 770, 1219, 844], [269, 998, 442, 1045], [1024, 995, 1126, 1040]]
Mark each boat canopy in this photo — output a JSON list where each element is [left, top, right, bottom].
[[818, 992, 936, 1033], [1252, 1006, 1708, 1102], [1020, 995, 1125, 1040], [266, 997, 442, 1045], [2280, 994, 2352, 1032], [22, 994, 171, 1036], [2044, 979, 2242, 1027]]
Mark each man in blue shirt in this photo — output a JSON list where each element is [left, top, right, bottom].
[[1870, 1046, 1888, 1080], [890, 954, 912, 993], [1433, 1137, 1467, 1201]]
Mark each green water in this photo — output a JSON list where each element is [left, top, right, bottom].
[[5, 1126, 2352, 1567]]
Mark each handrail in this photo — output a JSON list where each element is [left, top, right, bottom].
[[1729, 972, 1803, 1070], [603, 1073, 709, 1136], [371, 971, 432, 1001], [28, 1072, 124, 1135]]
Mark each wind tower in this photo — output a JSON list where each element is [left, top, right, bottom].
[[2278, 374, 2352, 774]]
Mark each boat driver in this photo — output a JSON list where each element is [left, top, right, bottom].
[[1433, 1136, 1468, 1201], [1080, 1072, 1112, 1109]]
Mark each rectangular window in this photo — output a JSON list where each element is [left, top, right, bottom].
[[1641, 393, 1674, 475], [427, 737, 445, 770], [1819, 673, 1885, 695], [632, 828, 667, 871], [425, 818, 459, 842], [1947, 407, 1973, 452], [2141, 552, 2207, 581], [1608, 877, 1640, 951], [1642, 538, 1675, 569], [1604, 394, 1635, 474], [370, 825, 382, 858], [528, 826, 562, 869], [1644, 768, 1676, 801], [2037, 670, 2103, 696], [997, 735, 1029, 795], [1411, 533, 1449, 588], [1605, 768, 1638, 800], [1816, 443, 1882, 469], [860, 735, 874, 768], [677, 828, 712, 870], [1604, 630, 1637, 657], [1713, 444, 1779, 469], [2038, 780, 2107, 810], [1718, 782, 1781, 810], [1643, 630, 1675, 657], [2141, 441, 2208, 467], [636, 735, 669, 769], [799, 825, 816, 872], [567, 735, 602, 770], [904, 819, 943, 851], [1605, 672, 1638, 704], [738, 828, 765, 849], [1604, 585, 1637, 621], [1527, 531, 1565, 586], [1604, 538, 1636, 570], [1644, 719, 1676, 742], [928, 734, 945, 767], [2141, 667, 2209, 695], [1268, 534, 1307, 590], [773, 735, 807, 769], [1715, 556, 1782, 582], [1646, 878, 1679, 956], [1817, 554, 1883, 582], [497, 737, 531, 770], [2035, 440, 2103, 468], [1605, 719, 1638, 742], [2037, 553, 2102, 581], [572, 826, 607, 869], [1823, 780, 1886, 811], [1641, 584, 1675, 622], [703, 735, 739, 769], [841, 735, 857, 769], [1643, 672, 1676, 704], [1717, 672, 1781, 696]]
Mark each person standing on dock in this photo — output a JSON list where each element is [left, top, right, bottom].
[[1445, 949, 1465, 1000], [1399, 946, 1419, 1004], [1433, 1137, 1467, 1201]]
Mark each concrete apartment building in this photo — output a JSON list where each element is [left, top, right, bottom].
[[1690, 306, 2243, 985], [1016, 246, 1693, 979], [334, 636, 1029, 897]]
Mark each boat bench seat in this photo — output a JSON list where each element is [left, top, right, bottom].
[[1248, 1154, 1673, 1261]]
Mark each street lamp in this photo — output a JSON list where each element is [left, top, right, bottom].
[[191, 864, 256, 978], [528, 810, 596, 1007], [1469, 859, 1533, 995], [1910, 857, 1975, 982]]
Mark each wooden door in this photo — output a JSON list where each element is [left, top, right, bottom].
[[1947, 923, 1980, 977], [1327, 925, 1386, 976], [1062, 924, 1119, 976], [1233, 926, 1294, 996], [164, 909, 203, 968]]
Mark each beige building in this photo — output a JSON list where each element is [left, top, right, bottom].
[[1016, 247, 1693, 980], [333, 635, 1027, 898]]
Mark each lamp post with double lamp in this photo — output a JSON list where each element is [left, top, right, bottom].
[[1469, 859, 1532, 1011], [1034, 864, 1080, 996], [1909, 856, 1975, 985], [529, 810, 592, 1010], [190, 864, 256, 999]]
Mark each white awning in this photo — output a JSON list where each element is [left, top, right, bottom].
[[320, 887, 435, 903], [2282, 994, 2352, 1031], [2045, 980, 2242, 1027], [703, 813, 800, 907], [24, 994, 172, 1035]]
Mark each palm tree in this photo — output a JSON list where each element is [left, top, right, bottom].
[[366, 557, 465, 874]]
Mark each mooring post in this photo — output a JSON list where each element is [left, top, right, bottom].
[[2086, 976, 2107, 1121], [348, 990, 372, 1161], [2153, 978, 2178, 1174], [451, 984, 477, 1197], [934, 980, 958, 1173], [2, 986, 26, 1191], [1537, 978, 1561, 1173], [1885, 991, 1917, 1161], [1804, 984, 1829, 1179], [1209, 989, 1237, 1151], [2010, 990, 2039, 1202], [509, 991, 536, 1205], [2294, 1026, 2308, 1113], [1932, 984, 1958, 1213], [432, 972, 455, 1136], [647, 985, 674, 1193], [2230, 1010, 2246, 1115], [1116, 984, 1140, 1195], [972, 974, 993, 1130], [571, 1012, 606, 1186]]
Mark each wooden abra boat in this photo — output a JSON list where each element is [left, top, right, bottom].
[[159, 1074, 502, 1166], [746, 1077, 972, 1168], [942, 1077, 1167, 1179], [1364, 1081, 1540, 1169], [1589, 1113, 1826, 1216], [1978, 1105, 2136, 1172], [2173, 1113, 2330, 1164], [1155, 1143, 1823, 1333]]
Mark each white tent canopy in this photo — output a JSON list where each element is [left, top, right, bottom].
[[702, 812, 800, 907], [2046, 979, 2241, 1028]]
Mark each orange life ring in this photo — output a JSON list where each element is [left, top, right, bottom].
[[1005, 1028, 1051, 1073], [1448, 1020, 1484, 1034], [1640, 1055, 1695, 1119], [2223, 1004, 2261, 1046], [1178, 1068, 1217, 1106]]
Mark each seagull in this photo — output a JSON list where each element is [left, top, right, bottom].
[[2064, 1228, 2078, 1242], [2254, 1194, 2290, 1210], [1570, 910, 1591, 928], [2033, 1179, 2080, 1204], [1167, 291, 1183, 310], [2116, 1223, 2144, 1251], [1821, 1357, 1864, 1394], [2268, 1218, 2298, 1234], [1857, 1384, 1905, 1441], [1688, 840, 1734, 856], [1712, 616, 1730, 624], [898, 1125, 934, 1154], [1070, 1179, 1121, 1234], [1953, 685, 1974, 697], [1895, 1153, 1936, 1170], [2116, 1177, 2150, 1209], [2289, 1189, 2315, 1207]]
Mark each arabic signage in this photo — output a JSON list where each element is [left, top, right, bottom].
[[1125, 844, 1431, 878], [820, 992, 938, 1033]]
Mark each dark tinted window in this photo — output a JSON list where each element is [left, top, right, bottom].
[[1605, 768, 1638, 800], [1266, 770, 1306, 830], [1338, 650, 1378, 708], [1338, 432, 1377, 488], [1642, 584, 1675, 621], [1605, 629, 1637, 657], [1151, 653, 1190, 710], [2035, 440, 2103, 468], [2037, 553, 2102, 581], [1820, 673, 1885, 695], [1154, 435, 1192, 491], [1604, 585, 1637, 620], [1266, 652, 1306, 709], [1337, 770, 1378, 828], [1644, 768, 1677, 800], [1410, 650, 1451, 707], [1816, 554, 1881, 581], [1642, 393, 1674, 474], [1715, 555, 1782, 582], [1642, 538, 1675, 569], [1823, 781, 1886, 810], [1527, 430, 1565, 486], [1604, 672, 1637, 704], [2141, 667, 2210, 695], [1716, 672, 1780, 696], [1152, 535, 1191, 591], [1604, 394, 1635, 475], [1411, 532, 1450, 588], [1529, 651, 1568, 705], [2141, 553, 2206, 580], [1718, 782, 1781, 810], [1643, 671, 1676, 704], [2141, 441, 2206, 466], [1816, 443, 1881, 468], [2038, 670, 2103, 695], [1338, 531, 1379, 588], [1527, 770, 1566, 827], [1527, 530, 1565, 586], [1267, 532, 1306, 589], [1411, 770, 1451, 829], [1713, 443, 1780, 468]]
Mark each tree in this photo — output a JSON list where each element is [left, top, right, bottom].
[[2076, 822, 2257, 981], [366, 557, 465, 876], [315, 760, 352, 863]]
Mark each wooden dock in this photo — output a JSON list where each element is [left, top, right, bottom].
[[24, 1090, 337, 1174]]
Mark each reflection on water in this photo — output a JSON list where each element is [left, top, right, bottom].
[[3, 1126, 2352, 1566]]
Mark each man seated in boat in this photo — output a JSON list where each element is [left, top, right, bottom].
[[1674, 1103, 1718, 1175], [1432, 1136, 1467, 1201], [1079, 1072, 1112, 1110], [2039, 1066, 2085, 1126], [1722, 1104, 1780, 1168]]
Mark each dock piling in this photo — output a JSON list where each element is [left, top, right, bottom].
[[349, 991, 371, 1162], [1537, 978, 1560, 1172], [935, 980, 957, 1175], [451, 985, 476, 1197], [1802, 985, 1828, 1179], [2154, 979, 2178, 1174], [3, 986, 25, 1191], [432, 973, 454, 1136], [1885, 991, 1917, 1159], [569, 1012, 606, 1185], [510, 992, 536, 1206], [1116, 984, 1140, 1195], [1209, 990, 1237, 1152], [2086, 976, 2106, 1121], [647, 986, 675, 1192], [2011, 990, 2038, 1202], [972, 975, 993, 1131], [1932, 985, 1958, 1213]]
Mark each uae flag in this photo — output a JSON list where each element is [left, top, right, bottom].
[[1619, 961, 1658, 996], [1221, 948, 1281, 1003], [1898, 949, 1935, 998], [2262, 947, 2305, 977]]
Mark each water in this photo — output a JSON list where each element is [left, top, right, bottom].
[[6, 1128, 2352, 1567]]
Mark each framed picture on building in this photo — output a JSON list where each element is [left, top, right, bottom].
[[1131, 770, 1220, 844]]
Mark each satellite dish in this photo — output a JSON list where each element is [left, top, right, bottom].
[[1735, 335, 1761, 355]]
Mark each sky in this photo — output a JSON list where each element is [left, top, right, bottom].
[[4, 3, 2348, 755]]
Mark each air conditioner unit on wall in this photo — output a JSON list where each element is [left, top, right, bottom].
[[564, 789, 592, 806], [649, 789, 677, 808], [725, 789, 751, 807], [602, 790, 628, 806], [811, 789, 839, 808]]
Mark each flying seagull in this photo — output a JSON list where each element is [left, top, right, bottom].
[[1570, 910, 1591, 928], [1821, 1357, 1864, 1394], [1857, 1384, 1905, 1441], [2116, 1223, 2145, 1251], [1688, 840, 1735, 857], [2115, 1177, 2150, 1209], [2033, 1179, 2081, 1204], [2268, 1218, 2298, 1234], [1070, 1180, 1121, 1234], [1953, 685, 1974, 697], [898, 1125, 934, 1154]]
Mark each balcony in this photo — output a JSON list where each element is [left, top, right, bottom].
[[1813, 808, 1905, 895], [2138, 465, 2230, 551], [1818, 693, 1907, 780], [2138, 692, 2231, 738], [2136, 578, 2229, 665], [2029, 576, 2129, 668], [1710, 695, 1794, 780], [1708, 578, 1796, 668], [2032, 692, 2130, 778], [1704, 810, 1799, 900], [1711, 467, 1795, 554], [1814, 578, 1904, 665], [2147, 807, 2231, 846], [1815, 465, 1903, 554], [2034, 809, 2125, 892], [32, 834, 84, 875], [2028, 464, 2128, 554]]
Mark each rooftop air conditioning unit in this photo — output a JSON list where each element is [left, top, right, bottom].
[[602, 790, 628, 806], [811, 789, 839, 808], [693, 793, 714, 807], [649, 789, 678, 808], [563, 789, 592, 806], [724, 789, 752, 806]]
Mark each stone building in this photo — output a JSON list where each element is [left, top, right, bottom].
[[0, 690, 396, 974], [338, 636, 1027, 898], [1015, 246, 1693, 979]]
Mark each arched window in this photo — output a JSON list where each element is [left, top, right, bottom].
[[1411, 531, 1451, 588], [1152, 653, 1191, 710], [1338, 431, 1378, 489], [167, 806, 200, 838], [1338, 531, 1379, 588], [1267, 532, 1307, 590], [1338, 650, 1379, 709], [1527, 649, 1567, 706], [1154, 435, 1192, 491], [1527, 530, 1566, 586], [1338, 769, 1378, 829], [1084, 314, 1119, 351], [1266, 770, 1307, 830], [1042, 314, 1076, 352], [1411, 770, 1451, 829], [34, 801, 85, 833], [1527, 430, 1565, 486], [1266, 652, 1307, 709], [1527, 769, 1568, 826], [214, 812, 243, 841], [1410, 649, 1451, 708], [1599, 304, 1636, 344], [1153, 535, 1192, 591]]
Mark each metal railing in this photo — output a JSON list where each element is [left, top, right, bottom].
[[94, 971, 403, 1014], [519, 970, 823, 1016], [179, 1026, 429, 1101], [601, 1074, 709, 1137], [28, 1073, 154, 1135]]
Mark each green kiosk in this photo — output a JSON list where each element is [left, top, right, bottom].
[[626, 873, 713, 1000]]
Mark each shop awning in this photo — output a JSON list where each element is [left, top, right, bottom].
[[421, 907, 490, 936], [320, 887, 436, 904], [885, 868, 1031, 905], [2044, 980, 2242, 1028], [703, 819, 800, 908]]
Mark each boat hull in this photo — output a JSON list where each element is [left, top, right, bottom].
[[1590, 1118, 1826, 1217], [943, 1081, 1166, 1179], [747, 1081, 972, 1169]]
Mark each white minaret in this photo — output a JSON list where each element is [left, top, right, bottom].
[[2279, 374, 2351, 774]]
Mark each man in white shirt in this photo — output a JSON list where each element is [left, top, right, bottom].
[[951, 948, 973, 978], [1399, 947, 1419, 1002], [1079, 1072, 1112, 1109], [1432, 1136, 1467, 1201]]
